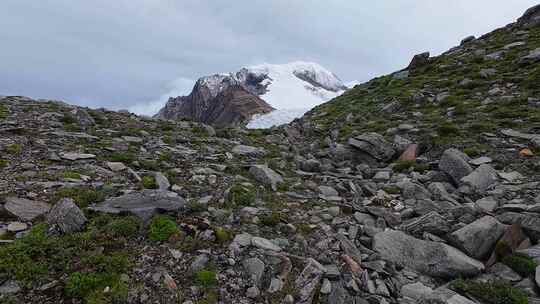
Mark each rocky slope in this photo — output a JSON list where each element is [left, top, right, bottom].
[[156, 84, 274, 128], [1, 4, 540, 304], [157, 62, 347, 128]]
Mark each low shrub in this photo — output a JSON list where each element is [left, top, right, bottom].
[[502, 253, 537, 277], [227, 184, 256, 207], [194, 269, 217, 288], [148, 215, 179, 242], [451, 279, 527, 304], [142, 176, 158, 189], [107, 216, 141, 238], [53, 187, 105, 208]]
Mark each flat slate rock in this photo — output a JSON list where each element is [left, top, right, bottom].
[[60, 152, 96, 161], [373, 230, 484, 278], [501, 129, 540, 140], [4, 197, 51, 221], [88, 190, 187, 221]]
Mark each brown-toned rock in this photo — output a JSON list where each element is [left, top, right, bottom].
[[157, 83, 273, 127], [399, 144, 418, 161]]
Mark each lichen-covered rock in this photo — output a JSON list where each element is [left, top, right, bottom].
[[47, 198, 87, 233], [439, 148, 473, 185]]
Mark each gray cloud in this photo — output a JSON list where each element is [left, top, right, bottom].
[[0, 0, 537, 113]]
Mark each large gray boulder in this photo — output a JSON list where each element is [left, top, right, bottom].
[[439, 149, 473, 185], [408, 52, 430, 70], [518, 4, 540, 27], [88, 190, 186, 221], [47, 198, 87, 233], [449, 216, 505, 260], [348, 132, 395, 162], [249, 165, 283, 190], [4, 197, 51, 221], [373, 230, 484, 278], [460, 164, 498, 193], [497, 212, 540, 242]]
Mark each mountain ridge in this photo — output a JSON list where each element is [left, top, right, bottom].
[[156, 61, 347, 128]]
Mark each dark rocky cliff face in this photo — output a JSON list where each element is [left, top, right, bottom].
[[156, 84, 273, 127]]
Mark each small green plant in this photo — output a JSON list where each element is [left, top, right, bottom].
[[106, 216, 141, 238], [0, 159, 8, 168], [63, 171, 82, 179], [109, 152, 136, 163], [5, 144, 22, 155], [451, 279, 528, 304], [0, 104, 9, 119], [194, 269, 217, 288], [393, 160, 430, 173], [139, 159, 159, 171], [148, 215, 179, 242], [214, 228, 231, 244], [53, 187, 105, 208], [142, 175, 158, 189], [502, 253, 537, 277], [437, 122, 460, 137], [297, 223, 314, 235], [494, 240, 513, 260], [260, 212, 282, 226], [227, 184, 256, 207], [65, 272, 127, 302]]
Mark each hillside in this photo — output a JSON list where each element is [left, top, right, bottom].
[[295, 8, 540, 178], [0, 4, 540, 304]]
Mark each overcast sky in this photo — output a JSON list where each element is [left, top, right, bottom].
[[0, 0, 537, 114]]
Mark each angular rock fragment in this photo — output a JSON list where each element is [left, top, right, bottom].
[[449, 215, 505, 259], [439, 148, 472, 185], [4, 197, 51, 221], [47, 198, 87, 233], [373, 230, 484, 278], [249, 165, 283, 190], [497, 212, 540, 242], [295, 258, 326, 304], [88, 190, 186, 221], [348, 132, 395, 162]]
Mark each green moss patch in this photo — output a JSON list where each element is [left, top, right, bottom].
[[451, 279, 528, 304], [148, 215, 179, 242], [502, 253, 537, 277]]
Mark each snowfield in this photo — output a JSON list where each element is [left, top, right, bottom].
[[244, 62, 346, 128]]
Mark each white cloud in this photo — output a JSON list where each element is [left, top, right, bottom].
[[0, 0, 537, 110], [128, 77, 195, 116]]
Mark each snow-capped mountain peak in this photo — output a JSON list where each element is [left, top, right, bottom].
[[156, 61, 348, 128]]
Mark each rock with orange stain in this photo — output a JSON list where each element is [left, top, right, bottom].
[[163, 273, 177, 291], [341, 254, 362, 274], [520, 148, 534, 157], [399, 144, 418, 161]]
